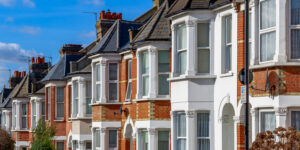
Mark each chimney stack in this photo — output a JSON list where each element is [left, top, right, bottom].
[[9, 70, 24, 88], [96, 10, 122, 40]]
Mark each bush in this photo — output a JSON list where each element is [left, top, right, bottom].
[[0, 128, 15, 150], [250, 126, 300, 150], [30, 120, 56, 150]]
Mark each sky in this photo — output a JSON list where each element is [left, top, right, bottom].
[[0, 0, 153, 88]]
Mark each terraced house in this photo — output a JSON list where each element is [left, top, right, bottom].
[[2, 0, 300, 150]]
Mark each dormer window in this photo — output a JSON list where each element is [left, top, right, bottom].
[[126, 60, 132, 101], [290, 0, 300, 60], [197, 23, 210, 74], [176, 24, 187, 75], [108, 63, 119, 101], [259, 0, 276, 62]]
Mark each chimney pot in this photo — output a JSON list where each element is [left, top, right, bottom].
[[31, 57, 35, 64], [14, 71, 18, 78], [112, 13, 117, 19], [22, 71, 26, 77], [18, 72, 21, 78], [117, 13, 122, 20], [42, 57, 45, 64], [100, 10, 106, 20], [106, 11, 111, 19]]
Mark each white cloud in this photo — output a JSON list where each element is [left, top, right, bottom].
[[5, 17, 14, 22], [80, 31, 96, 38], [18, 26, 41, 35], [82, 0, 104, 6], [0, 0, 15, 7], [22, 0, 34, 7], [0, 42, 41, 64]]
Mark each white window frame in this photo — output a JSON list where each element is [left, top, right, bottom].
[[288, 108, 300, 130], [157, 129, 170, 150], [126, 60, 132, 101], [108, 129, 118, 149], [55, 86, 64, 120], [94, 128, 101, 150], [31, 101, 37, 130], [72, 81, 79, 118], [85, 80, 92, 116], [108, 62, 119, 102], [140, 50, 150, 98], [12, 103, 16, 129], [259, 0, 277, 63], [259, 109, 276, 132], [196, 111, 211, 150], [95, 63, 101, 102], [138, 129, 149, 150], [221, 15, 232, 74], [288, 0, 300, 61], [56, 141, 65, 150], [21, 103, 27, 130], [176, 23, 187, 76], [175, 112, 186, 150], [158, 50, 170, 97], [47, 87, 51, 120], [196, 21, 211, 75]]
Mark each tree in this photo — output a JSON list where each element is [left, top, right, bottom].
[[250, 126, 300, 150], [0, 128, 15, 150], [30, 120, 56, 150]]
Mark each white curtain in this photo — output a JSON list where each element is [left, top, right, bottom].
[[291, 111, 300, 131], [21, 104, 27, 129], [291, 0, 300, 25], [95, 129, 101, 148], [260, 31, 276, 62], [158, 51, 170, 95], [261, 112, 276, 132], [179, 51, 187, 75], [57, 87, 64, 118], [176, 113, 186, 150], [32, 102, 36, 128], [96, 64, 100, 82], [260, 0, 276, 29], [177, 24, 187, 50], [142, 51, 149, 96]]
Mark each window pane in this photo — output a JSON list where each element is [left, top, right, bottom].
[[47, 88, 51, 120], [291, 111, 300, 131], [109, 63, 118, 80], [86, 142, 92, 150], [86, 81, 91, 98], [96, 64, 100, 82], [140, 131, 148, 150], [158, 74, 169, 95], [260, 31, 276, 62], [177, 113, 186, 137], [32, 102, 36, 115], [128, 60, 132, 79], [42, 101, 45, 116], [198, 49, 210, 73], [142, 76, 149, 96], [197, 113, 209, 137], [177, 24, 187, 50], [57, 103, 64, 117], [126, 82, 132, 100], [158, 131, 169, 150], [142, 51, 149, 74], [86, 98, 92, 115], [198, 139, 210, 150], [73, 98, 78, 116], [109, 130, 117, 148], [22, 104, 27, 115], [109, 83, 118, 101], [22, 117, 27, 128], [158, 51, 170, 72], [291, 0, 300, 25], [224, 45, 232, 73], [57, 142, 64, 150], [179, 51, 186, 75], [95, 130, 100, 147], [291, 29, 300, 59], [176, 139, 186, 150], [197, 23, 210, 47], [73, 82, 78, 99], [57, 87, 64, 102], [32, 116, 36, 128], [96, 84, 101, 101], [225, 16, 232, 44], [261, 112, 276, 132], [260, 0, 276, 29]]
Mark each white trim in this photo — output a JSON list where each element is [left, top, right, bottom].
[[92, 121, 122, 128], [15, 141, 30, 147], [45, 82, 66, 87], [53, 136, 67, 140]]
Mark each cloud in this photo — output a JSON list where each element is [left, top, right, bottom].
[[80, 31, 96, 38], [82, 0, 104, 6], [0, 0, 15, 7], [18, 26, 41, 35], [22, 0, 34, 7], [5, 17, 14, 22], [0, 42, 41, 64]]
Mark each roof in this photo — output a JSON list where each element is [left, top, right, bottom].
[[41, 54, 83, 82], [10, 75, 29, 99], [133, 2, 170, 44], [0, 98, 12, 108], [88, 20, 142, 55], [0, 88, 12, 104], [166, 0, 232, 17]]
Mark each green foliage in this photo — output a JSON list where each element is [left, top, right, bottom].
[[0, 128, 15, 150], [30, 120, 56, 150]]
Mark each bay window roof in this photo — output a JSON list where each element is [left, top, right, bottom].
[[166, 0, 232, 17]]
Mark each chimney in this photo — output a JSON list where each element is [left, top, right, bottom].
[[128, 29, 139, 42], [22, 71, 26, 77], [96, 10, 122, 40], [152, 0, 164, 8], [59, 44, 83, 56], [29, 56, 50, 75], [9, 71, 23, 88]]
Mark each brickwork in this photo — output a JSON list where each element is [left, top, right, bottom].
[[237, 123, 245, 150]]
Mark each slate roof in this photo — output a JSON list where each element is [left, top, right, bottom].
[[41, 54, 83, 82], [0, 88, 12, 104], [133, 2, 170, 44], [166, 0, 232, 17], [88, 20, 142, 55], [10, 75, 29, 99]]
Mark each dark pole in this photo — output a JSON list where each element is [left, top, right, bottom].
[[244, 0, 250, 149]]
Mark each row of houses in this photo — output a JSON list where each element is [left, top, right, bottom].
[[1, 0, 300, 149]]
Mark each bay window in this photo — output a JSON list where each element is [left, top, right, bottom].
[[222, 16, 232, 74], [176, 113, 186, 150], [176, 24, 187, 75], [141, 51, 149, 96], [56, 87, 64, 119], [139, 130, 149, 150], [32, 101, 36, 129], [109, 130, 118, 148], [197, 23, 210, 74], [259, 0, 276, 62], [158, 131, 169, 150], [21, 103, 27, 129], [47, 87, 50, 120], [108, 63, 118, 101], [126, 60, 132, 101], [290, 0, 300, 59], [158, 51, 170, 95], [291, 111, 300, 131], [197, 112, 210, 150], [86, 81, 92, 115], [260, 111, 276, 132], [73, 81, 78, 117], [95, 64, 101, 102]]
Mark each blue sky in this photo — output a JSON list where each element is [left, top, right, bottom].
[[0, 0, 153, 87]]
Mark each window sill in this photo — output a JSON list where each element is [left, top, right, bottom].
[[54, 119, 64, 122], [134, 97, 170, 102], [12, 129, 29, 132], [168, 75, 217, 81], [250, 62, 300, 69], [91, 102, 122, 105], [69, 117, 92, 120], [219, 72, 234, 78]]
